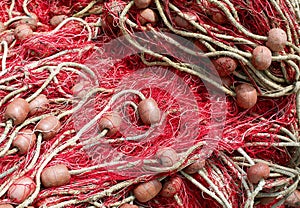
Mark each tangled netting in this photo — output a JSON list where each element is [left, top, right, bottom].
[[0, 0, 300, 207]]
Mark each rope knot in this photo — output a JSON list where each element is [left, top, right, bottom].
[[293, 81, 300, 93]]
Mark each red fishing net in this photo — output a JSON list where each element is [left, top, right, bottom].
[[0, 0, 299, 207]]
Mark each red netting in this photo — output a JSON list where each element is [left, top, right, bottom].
[[0, 0, 299, 207]]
